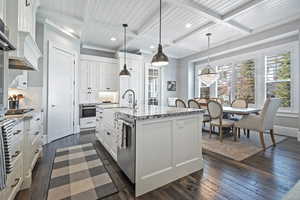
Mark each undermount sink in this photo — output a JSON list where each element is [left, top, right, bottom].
[[5, 108, 34, 115]]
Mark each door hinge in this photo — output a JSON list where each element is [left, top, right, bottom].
[[73, 101, 75, 106], [73, 81, 75, 85]]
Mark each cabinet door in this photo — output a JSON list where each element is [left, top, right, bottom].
[[101, 62, 118, 91], [79, 60, 89, 91], [89, 61, 100, 91]]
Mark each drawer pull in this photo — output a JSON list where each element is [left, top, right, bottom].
[[96, 119, 99, 122], [35, 149, 39, 154], [13, 130, 22, 135], [107, 132, 111, 136], [36, 118, 40, 121], [12, 151, 20, 159], [11, 178, 20, 188], [34, 131, 39, 136]]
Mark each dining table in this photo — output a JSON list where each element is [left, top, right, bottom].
[[222, 106, 261, 115]]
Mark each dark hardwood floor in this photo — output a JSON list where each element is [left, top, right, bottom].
[[16, 131, 300, 200]]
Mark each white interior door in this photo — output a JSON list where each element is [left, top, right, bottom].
[[48, 42, 75, 142]]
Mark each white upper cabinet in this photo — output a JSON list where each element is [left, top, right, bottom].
[[79, 55, 119, 104]]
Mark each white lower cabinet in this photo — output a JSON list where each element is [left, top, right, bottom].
[[95, 107, 118, 161], [0, 111, 43, 199]]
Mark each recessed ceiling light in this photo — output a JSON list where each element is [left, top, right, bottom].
[[150, 45, 155, 49], [110, 37, 117, 41], [185, 23, 192, 28]]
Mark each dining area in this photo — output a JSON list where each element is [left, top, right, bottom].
[[175, 97, 282, 153]]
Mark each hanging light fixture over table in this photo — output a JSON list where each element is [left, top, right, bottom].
[[198, 33, 219, 86], [151, 0, 169, 67], [119, 24, 131, 76]]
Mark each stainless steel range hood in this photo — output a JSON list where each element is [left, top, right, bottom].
[[8, 31, 41, 71], [9, 57, 36, 70]]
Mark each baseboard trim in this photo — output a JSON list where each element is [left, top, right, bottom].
[[274, 125, 298, 138]]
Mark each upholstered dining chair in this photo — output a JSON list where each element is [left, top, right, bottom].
[[188, 99, 210, 126], [234, 98, 281, 150], [231, 99, 248, 137], [231, 99, 248, 108], [207, 100, 235, 142], [175, 99, 187, 108], [196, 98, 208, 109]]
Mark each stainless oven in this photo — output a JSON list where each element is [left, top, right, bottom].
[[80, 104, 96, 118], [0, 18, 16, 120]]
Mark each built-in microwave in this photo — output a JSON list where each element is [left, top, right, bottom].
[[0, 18, 16, 120]]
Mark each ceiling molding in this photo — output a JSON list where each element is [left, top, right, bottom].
[[44, 19, 80, 39], [222, 0, 268, 21], [38, 7, 84, 25], [81, 44, 116, 53], [166, 0, 252, 34]]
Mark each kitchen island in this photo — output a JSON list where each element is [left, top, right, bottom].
[[96, 105, 204, 196]]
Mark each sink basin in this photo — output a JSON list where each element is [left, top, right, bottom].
[[5, 108, 34, 115]]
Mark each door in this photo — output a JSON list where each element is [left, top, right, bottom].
[[145, 63, 161, 106], [48, 42, 75, 142]]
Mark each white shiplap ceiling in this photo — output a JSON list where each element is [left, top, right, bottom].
[[37, 0, 300, 58]]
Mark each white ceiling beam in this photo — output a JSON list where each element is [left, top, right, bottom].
[[137, 2, 172, 35], [117, 2, 173, 51], [173, 22, 216, 44], [222, 0, 268, 21], [166, 0, 252, 34], [81, 0, 94, 42]]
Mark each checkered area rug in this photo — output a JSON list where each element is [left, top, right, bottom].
[[47, 143, 118, 200]]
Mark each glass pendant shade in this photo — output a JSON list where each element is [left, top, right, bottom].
[[198, 33, 218, 86], [199, 66, 219, 87], [151, 44, 169, 67]]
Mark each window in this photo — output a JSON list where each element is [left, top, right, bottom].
[[265, 52, 291, 107], [235, 59, 256, 104], [217, 65, 232, 104], [200, 83, 210, 98]]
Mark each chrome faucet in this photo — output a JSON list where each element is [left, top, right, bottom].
[[122, 89, 137, 110]]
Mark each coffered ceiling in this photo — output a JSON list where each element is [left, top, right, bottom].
[[37, 0, 300, 58]]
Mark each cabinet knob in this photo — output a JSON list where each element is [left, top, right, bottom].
[[106, 88, 110, 90], [34, 131, 39, 136], [12, 151, 20, 159], [13, 130, 22, 135]]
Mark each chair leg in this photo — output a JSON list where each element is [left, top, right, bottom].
[[270, 129, 276, 146], [243, 128, 246, 135], [238, 128, 241, 138], [220, 126, 223, 142], [259, 131, 266, 150], [233, 127, 237, 141], [247, 129, 250, 138], [209, 124, 212, 138]]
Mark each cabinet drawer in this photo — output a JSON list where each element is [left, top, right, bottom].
[[4, 154, 22, 200], [80, 117, 96, 129]]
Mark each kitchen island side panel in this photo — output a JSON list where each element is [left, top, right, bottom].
[[135, 113, 203, 197]]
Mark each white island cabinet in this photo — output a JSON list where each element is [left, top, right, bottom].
[[96, 105, 204, 197]]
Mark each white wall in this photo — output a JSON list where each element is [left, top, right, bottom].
[[36, 22, 81, 141]]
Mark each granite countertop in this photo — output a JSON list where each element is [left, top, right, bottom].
[[97, 104, 204, 120], [4, 108, 41, 121]]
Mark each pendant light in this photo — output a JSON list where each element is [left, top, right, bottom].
[[119, 24, 131, 76], [198, 33, 219, 87], [151, 0, 169, 67]]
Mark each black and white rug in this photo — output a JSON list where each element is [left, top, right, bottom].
[[47, 143, 118, 200]]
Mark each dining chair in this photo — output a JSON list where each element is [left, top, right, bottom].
[[196, 98, 208, 109], [231, 99, 248, 108], [207, 100, 235, 142], [231, 99, 248, 137], [175, 99, 187, 108], [234, 98, 281, 150], [188, 99, 210, 126]]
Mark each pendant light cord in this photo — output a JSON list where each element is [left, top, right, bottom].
[[159, 0, 162, 45], [124, 24, 127, 67], [206, 33, 211, 66]]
